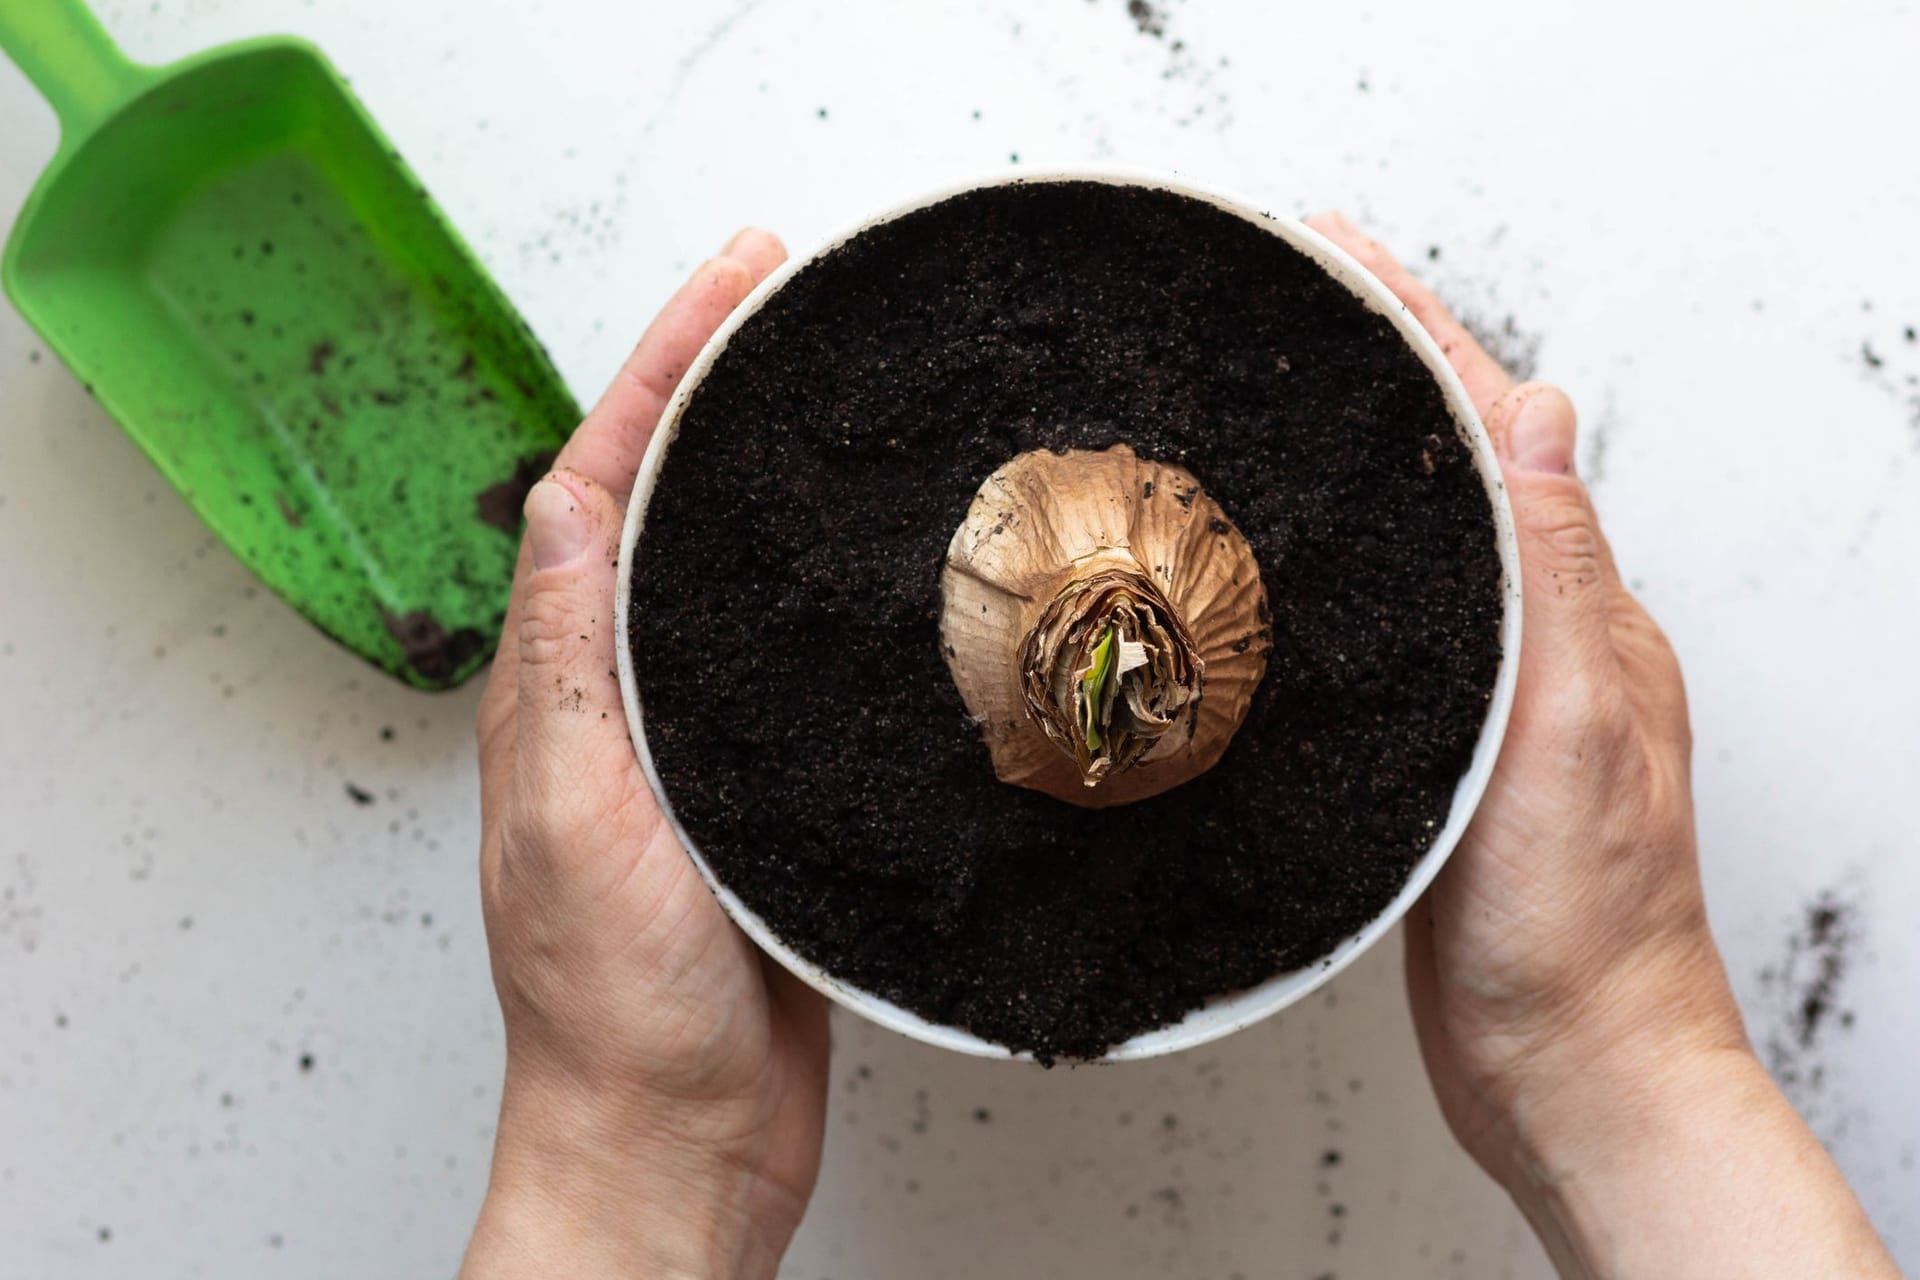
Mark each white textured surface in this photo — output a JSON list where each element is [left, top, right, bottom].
[[1, 1, 1915, 1277]]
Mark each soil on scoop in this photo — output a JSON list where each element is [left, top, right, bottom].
[[629, 181, 1504, 1062], [474, 451, 558, 534], [379, 606, 486, 685]]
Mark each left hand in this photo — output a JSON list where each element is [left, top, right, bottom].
[[462, 230, 830, 1280]]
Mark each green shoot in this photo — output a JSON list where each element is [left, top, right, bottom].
[[1080, 624, 1118, 751]]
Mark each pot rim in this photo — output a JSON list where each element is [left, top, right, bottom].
[[613, 165, 1523, 1064]]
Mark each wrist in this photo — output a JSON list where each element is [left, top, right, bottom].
[[1477, 925, 1762, 1260], [1502, 1033, 1761, 1203], [1472, 924, 1750, 1182], [1496, 1039, 1897, 1279], [461, 1067, 780, 1280], [1503, 1042, 1770, 1277], [464, 1175, 719, 1280]]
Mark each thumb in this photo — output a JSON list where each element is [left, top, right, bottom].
[[512, 469, 630, 802], [1489, 383, 1619, 673]]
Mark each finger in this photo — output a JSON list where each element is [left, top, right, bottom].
[[487, 234, 783, 674], [508, 468, 636, 810], [1490, 381, 1621, 580], [722, 226, 788, 285], [1304, 212, 1515, 420], [477, 545, 529, 817], [559, 253, 761, 503], [1486, 383, 1622, 679], [478, 233, 787, 826]]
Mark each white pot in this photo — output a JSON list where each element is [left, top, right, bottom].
[[615, 166, 1523, 1063]]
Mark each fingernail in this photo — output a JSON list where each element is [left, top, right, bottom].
[[1504, 387, 1577, 475], [525, 479, 590, 570]]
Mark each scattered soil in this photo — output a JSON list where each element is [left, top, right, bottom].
[[1127, 0, 1168, 37], [629, 181, 1504, 1061], [1858, 319, 1920, 440], [1109, 0, 1224, 116], [1795, 904, 1848, 1044], [1761, 891, 1859, 1095], [1455, 309, 1542, 382]]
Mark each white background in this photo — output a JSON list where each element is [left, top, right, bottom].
[[3, 1, 1917, 1276]]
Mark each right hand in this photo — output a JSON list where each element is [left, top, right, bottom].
[[1303, 212, 1744, 1176], [1306, 213, 1897, 1278]]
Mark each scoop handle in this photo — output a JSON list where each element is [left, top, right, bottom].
[[0, 0, 154, 139]]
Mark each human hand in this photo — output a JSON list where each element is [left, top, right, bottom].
[[1304, 211, 1742, 1177], [462, 231, 829, 1280], [1305, 213, 1896, 1278]]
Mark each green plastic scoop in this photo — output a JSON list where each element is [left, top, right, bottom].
[[1, 1, 579, 688]]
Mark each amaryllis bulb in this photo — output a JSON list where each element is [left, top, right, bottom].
[[940, 444, 1270, 808]]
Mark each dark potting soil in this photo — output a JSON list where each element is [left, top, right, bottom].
[[629, 181, 1504, 1061]]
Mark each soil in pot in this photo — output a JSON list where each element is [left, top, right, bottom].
[[629, 180, 1504, 1063]]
